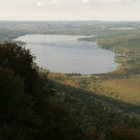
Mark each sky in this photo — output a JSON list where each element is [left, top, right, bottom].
[[0, 0, 140, 21]]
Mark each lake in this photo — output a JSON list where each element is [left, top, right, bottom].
[[14, 34, 120, 74]]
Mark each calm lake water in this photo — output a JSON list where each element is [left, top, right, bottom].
[[14, 34, 120, 74]]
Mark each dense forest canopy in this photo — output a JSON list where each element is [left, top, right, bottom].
[[0, 42, 87, 140], [1, 21, 140, 139]]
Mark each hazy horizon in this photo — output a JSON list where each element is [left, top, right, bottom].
[[0, 20, 140, 22], [0, 0, 140, 21]]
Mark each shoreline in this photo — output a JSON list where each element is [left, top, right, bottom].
[[13, 33, 121, 75]]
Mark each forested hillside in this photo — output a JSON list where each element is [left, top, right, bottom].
[[1, 21, 140, 139], [0, 42, 87, 140]]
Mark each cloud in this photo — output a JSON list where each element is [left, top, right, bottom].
[[51, 0, 64, 7], [50, 0, 78, 7], [37, 1, 44, 6], [83, 0, 90, 3], [36, 0, 74, 7], [37, 0, 140, 7]]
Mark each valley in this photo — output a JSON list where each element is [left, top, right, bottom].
[[1, 20, 140, 139]]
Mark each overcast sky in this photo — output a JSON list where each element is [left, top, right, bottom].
[[0, 0, 140, 21]]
